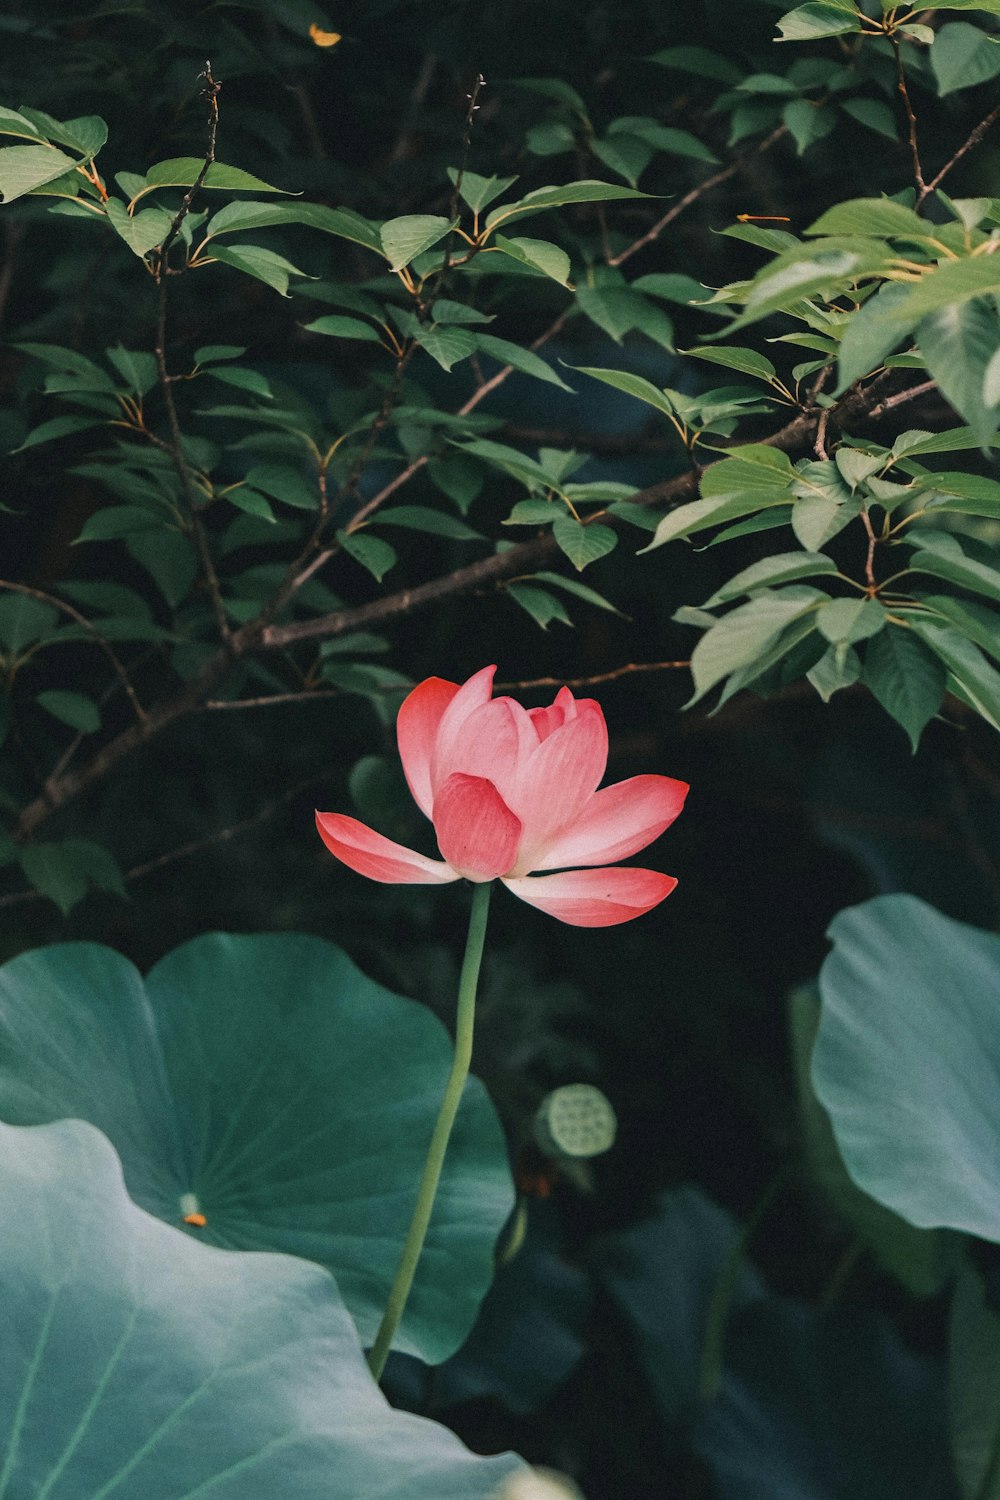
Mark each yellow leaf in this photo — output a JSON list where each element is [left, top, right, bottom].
[[309, 23, 342, 46]]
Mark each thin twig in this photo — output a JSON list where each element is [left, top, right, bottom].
[[609, 122, 789, 269], [154, 62, 222, 271], [125, 773, 327, 881], [0, 773, 329, 909], [202, 689, 344, 711], [918, 101, 1000, 209], [866, 377, 936, 419], [272, 122, 788, 607], [151, 64, 231, 645], [891, 36, 927, 202], [496, 661, 691, 692], [0, 579, 146, 722]]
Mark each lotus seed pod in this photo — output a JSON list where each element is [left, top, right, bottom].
[[532, 1083, 617, 1160], [495, 1466, 584, 1500]]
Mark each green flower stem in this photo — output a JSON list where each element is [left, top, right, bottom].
[[367, 879, 492, 1383]]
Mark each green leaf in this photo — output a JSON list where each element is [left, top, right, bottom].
[[920, 593, 1000, 660], [475, 331, 572, 389], [0, 142, 79, 202], [839, 97, 898, 139], [776, 0, 862, 41], [835, 281, 915, 393], [338, 529, 397, 581], [428, 453, 483, 513], [646, 45, 744, 82], [592, 133, 653, 187], [909, 617, 1000, 730], [712, 505, 794, 544], [137, 158, 291, 203], [687, 587, 824, 703], [792, 492, 860, 550], [817, 596, 885, 645], [730, 246, 891, 332], [0, 935, 514, 1363], [633, 272, 709, 304], [429, 299, 494, 325], [320, 663, 413, 721], [9, 414, 102, 452], [834, 448, 884, 492], [372, 505, 482, 540], [206, 200, 382, 253], [35, 688, 100, 733], [783, 99, 837, 155], [552, 517, 617, 571], [908, 532, 1000, 607], [572, 364, 677, 419], [788, 985, 953, 1291], [23, 110, 107, 156], [415, 324, 477, 371], [380, 214, 456, 271], [861, 623, 946, 749], [931, 20, 1000, 95], [806, 197, 930, 240], [225, 486, 277, 522], [17, 842, 89, 914], [642, 493, 782, 552], [575, 284, 648, 342], [194, 344, 246, 363], [608, 115, 719, 164], [503, 500, 559, 525], [951, 1264, 1000, 1500], [0, 107, 43, 141], [506, 582, 572, 629], [683, 345, 777, 384], [533, 569, 627, 615], [917, 298, 1000, 447], [894, 425, 1000, 457], [103, 196, 174, 256], [807, 642, 862, 700], [304, 313, 383, 342], [446, 167, 518, 214], [701, 443, 796, 499], [886, 256, 1000, 327], [206, 366, 274, 399], [127, 529, 198, 608], [485, 179, 652, 232], [0, 594, 58, 651], [242, 463, 318, 510], [457, 439, 550, 490], [525, 120, 577, 156], [704, 550, 837, 604], [105, 344, 158, 395], [0, 1118, 523, 1498], [74, 505, 166, 542], [815, 894, 1000, 1238], [207, 242, 312, 297], [492, 233, 572, 286]]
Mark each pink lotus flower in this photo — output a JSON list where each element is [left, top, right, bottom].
[[316, 665, 688, 926]]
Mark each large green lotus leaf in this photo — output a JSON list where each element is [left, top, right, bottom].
[[0, 933, 514, 1363], [813, 894, 1000, 1238], [0, 1118, 525, 1499]]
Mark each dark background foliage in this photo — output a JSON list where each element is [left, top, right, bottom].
[[1, 1, 998, 1494]]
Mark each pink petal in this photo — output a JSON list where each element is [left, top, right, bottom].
[[535, 774, 689, 871], [501, 867, 678, 927], [315, 811, 459, 885], [396, 676, 460, 818], [509, 702, 609, 871], [430, 665, 497, 791], [432, 773, 522, 881], [434, 697, 535, 808], [528, 686, 577, 742]]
